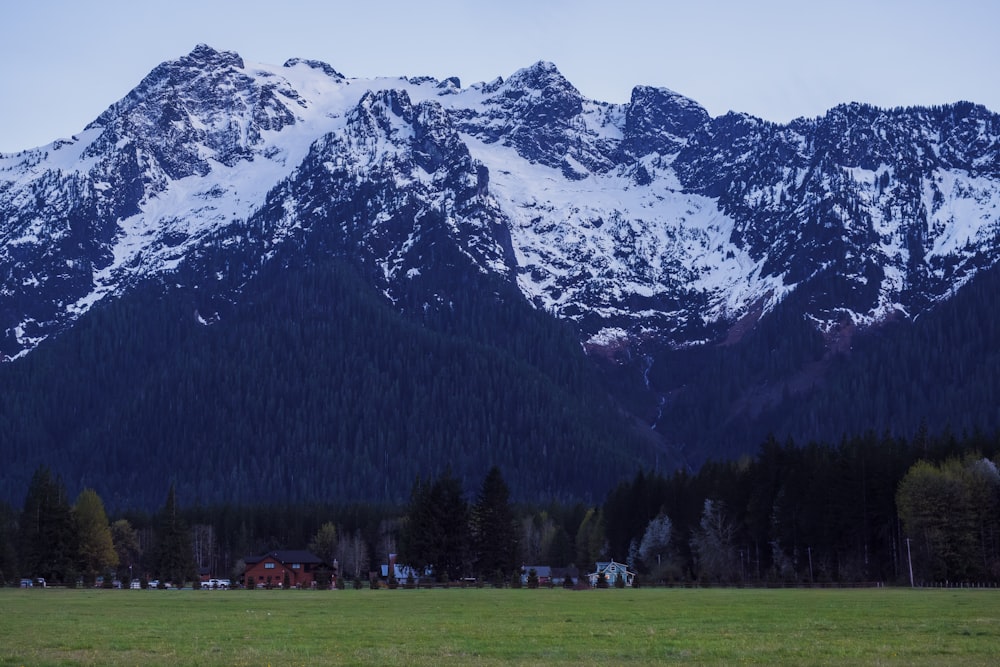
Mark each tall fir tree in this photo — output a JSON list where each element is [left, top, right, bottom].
[[151, 484, 196, 585], [399, 470, 471, 581], [471, 466, 519, 578], [0, 501, 18, 584], [18, 466, 78, 583]]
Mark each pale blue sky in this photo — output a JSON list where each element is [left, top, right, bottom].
[[1, 0, 998, 153]]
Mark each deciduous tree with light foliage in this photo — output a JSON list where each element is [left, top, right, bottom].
[[110, 519, 140, 582], [74, 488, 118, 584], [690, 499, 739, 583], [309, 522, 338, 569], [896, 455, 1000, 582], [638, 513, 672, 572]]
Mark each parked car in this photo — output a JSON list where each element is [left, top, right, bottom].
[[148, 579, 159, 589], [130, 580, 141, 589], [20, 578, 32, 588]]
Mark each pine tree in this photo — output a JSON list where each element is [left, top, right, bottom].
[[151, 484, 196, 585], [0, 501, 18, 584], [471, 466, 519, 578], [399, 470, 470, 581], [18, 466, 78, 583]]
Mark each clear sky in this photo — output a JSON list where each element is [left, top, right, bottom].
[[1, 0, 998, 153]]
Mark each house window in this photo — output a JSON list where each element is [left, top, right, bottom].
[[292, 564, 301, 569], [265, 563, 275, 569]]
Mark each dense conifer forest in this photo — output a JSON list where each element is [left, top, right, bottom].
[[645, 264, 1000, 461], [0, 254, 659, 509]]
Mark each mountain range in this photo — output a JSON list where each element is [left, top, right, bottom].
[[2, 45, 999, 509]]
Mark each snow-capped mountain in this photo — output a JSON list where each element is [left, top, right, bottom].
[[3, 44, 1000, 362]]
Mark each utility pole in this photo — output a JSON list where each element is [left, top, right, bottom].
[[906, 538, 914, 588]]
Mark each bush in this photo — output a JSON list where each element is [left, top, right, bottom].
[[527, 568, 539, 589]]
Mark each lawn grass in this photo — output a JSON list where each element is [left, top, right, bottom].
[[1, 586, 998, 665]]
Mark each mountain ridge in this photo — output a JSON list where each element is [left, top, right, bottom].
[[5, 45, 998, 361], [2, 45, 999, 506]]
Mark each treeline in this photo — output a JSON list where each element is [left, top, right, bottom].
[[604, 430, 999, 585], [1, 467, 197, 587], [3, 428, 997, 587]]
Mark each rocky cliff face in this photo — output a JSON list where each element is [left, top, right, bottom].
[[3, 45, 999, 361]]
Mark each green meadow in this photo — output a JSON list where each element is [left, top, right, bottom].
[[1, 587, 998, 666]]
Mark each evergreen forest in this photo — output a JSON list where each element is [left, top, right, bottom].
[[0, 254, 658, 510]]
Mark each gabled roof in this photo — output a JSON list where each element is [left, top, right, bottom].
[[245, 550, 323, 566], [590, 559, 635, 576]]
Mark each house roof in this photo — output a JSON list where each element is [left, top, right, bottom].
[[590, 559, 635, 576], [245, 550, 323, 566]]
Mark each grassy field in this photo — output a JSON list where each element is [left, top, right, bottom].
[[1, 586, 998, 666]]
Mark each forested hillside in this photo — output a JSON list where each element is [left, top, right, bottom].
[[0, 254, 664, 510], [641, 264, 1000, 463]]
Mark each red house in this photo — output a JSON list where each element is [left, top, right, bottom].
[[243, 550, 329, 589]]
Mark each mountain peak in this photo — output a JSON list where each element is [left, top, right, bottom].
[[623, 85, 709, 156], [282, 57, 345, 81], [504, 60, 578, 96], [180, 44, 245, 70]]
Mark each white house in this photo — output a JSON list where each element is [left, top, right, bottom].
[[587, 560, 636, 587]]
